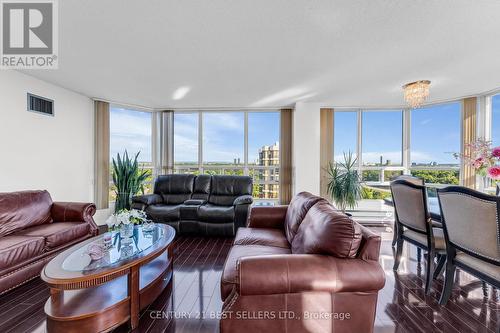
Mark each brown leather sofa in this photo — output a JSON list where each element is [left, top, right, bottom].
[[220, 192, 385, 333], [0, 190, 97, 294]]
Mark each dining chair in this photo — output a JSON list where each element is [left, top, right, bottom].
[[437, 186, 500, 305], [391, 179, 447, 295], [391, 175, 425, 247]]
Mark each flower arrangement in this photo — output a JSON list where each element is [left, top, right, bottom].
[[105, 209, 148, 231], [453, 139, 500, 180]]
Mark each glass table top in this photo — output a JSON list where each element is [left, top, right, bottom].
[[62, 224, 165, 272]]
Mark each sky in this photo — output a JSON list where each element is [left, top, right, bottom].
[[334, 102, 462, 165], [111, 101, 482, 166], [493, 94, 500, 147], [110, 108, 280, 164]]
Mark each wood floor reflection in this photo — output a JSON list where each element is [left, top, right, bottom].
[[0, 229, 497, 333]]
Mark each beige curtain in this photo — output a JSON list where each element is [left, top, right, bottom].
[[152, 110, 174, 177], [320, 108, 334, 198], [94, 101, 110, 209], [279, 109, 293, 204], [461, 97, 477, 188]]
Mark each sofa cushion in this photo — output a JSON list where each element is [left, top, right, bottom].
[[154, 174, 195, 204], [192, 175, 212, 201], [234, 227, 290, 249], [284, 192, 326, 244], [146, 204, 182, 223], [208, 175, 252, 206], [0, 235, 45, 270], [221, 244, 291, 300], [198, 204, 234, 223], [291, 201, 362, 258], [16, 222, 90, 250], [0, 190, 53, 237]]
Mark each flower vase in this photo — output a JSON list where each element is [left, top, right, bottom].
[[120, 224, 133, 239]]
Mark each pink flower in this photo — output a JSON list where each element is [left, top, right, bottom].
[[492, 146, 500, 158], [472, 157, 484, 169], [487, 166, 500, 180]]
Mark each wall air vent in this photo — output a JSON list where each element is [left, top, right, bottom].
[[27, 93, 54, 116]]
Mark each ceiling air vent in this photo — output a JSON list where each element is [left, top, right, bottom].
[[27, 93, 54, 116]]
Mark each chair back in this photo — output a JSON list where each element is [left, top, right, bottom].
[[394, 175, 424, 186], [438, 186, 500, 264], [390, 180, 429, 233]]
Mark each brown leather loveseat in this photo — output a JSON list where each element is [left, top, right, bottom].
[[0, 190, 97, 294], [220, 192, 385, 333]]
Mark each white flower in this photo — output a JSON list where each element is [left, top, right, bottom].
[[105, 215, 117, 228], [130, 209, 147, 222], [116, 211, 131, 225]]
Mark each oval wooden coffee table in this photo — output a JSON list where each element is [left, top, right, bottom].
[[41, 224, 175, 333]]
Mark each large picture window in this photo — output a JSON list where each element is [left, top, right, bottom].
[[333, 111, 357, 162], [109, 107, 153, 199], [362, 110, 403, 166], [173, 111, 280, 201], [410, 102, 460, 185]]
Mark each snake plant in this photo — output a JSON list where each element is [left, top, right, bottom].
[[112, 151, 149, 212]]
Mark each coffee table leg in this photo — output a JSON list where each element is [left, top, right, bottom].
[[129, 266, 140, 329]]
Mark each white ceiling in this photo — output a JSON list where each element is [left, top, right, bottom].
[[23, 0, 500, 109]]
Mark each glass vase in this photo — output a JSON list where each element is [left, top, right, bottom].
[[120, 223, 134, 239]]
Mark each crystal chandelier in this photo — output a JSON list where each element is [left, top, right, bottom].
[[402, 80, 431, 109]]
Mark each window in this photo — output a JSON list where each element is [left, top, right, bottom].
[[173, 111, 281, 202], [492, 94, 500, 147], [362, 110, 403, 166], [203, 113, 244, 166], [248, 112, 280, 199], [410, 102, 460, 185], [334, 111, 357, 162], [109, 107, 153, 199], [174, 113, 199, 173]]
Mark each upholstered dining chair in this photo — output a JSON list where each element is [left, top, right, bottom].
[[391, 179, 447, 294], [437, 186, 500, 305], [391, 175, 425, 247]]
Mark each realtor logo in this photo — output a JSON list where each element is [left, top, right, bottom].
[[1, 0, 58, 69]]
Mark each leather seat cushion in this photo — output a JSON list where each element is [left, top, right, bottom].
[[221, 244, 291, 300], [234, 227, 290, 249], [0, 235, 45, 270], [146, 204, 181, 222], [455, 252, 500, 280], [403, 228, 446, 250], [16, 222, 89, 249], [198, 204, 234, 223]]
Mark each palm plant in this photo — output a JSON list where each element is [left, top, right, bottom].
[[112, 151, 149, 212], [326, 151, 362, 212]]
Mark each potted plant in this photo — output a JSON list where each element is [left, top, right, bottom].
[[105, 209, 148, 239], [112, 151, 149, 212], [326, 151, 362, 212]]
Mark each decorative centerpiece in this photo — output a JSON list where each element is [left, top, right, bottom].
[[454, 139, 500, 184], [105, 209, 148, 241]]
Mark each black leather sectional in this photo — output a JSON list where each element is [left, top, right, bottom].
[[131, 174, 253, 236]]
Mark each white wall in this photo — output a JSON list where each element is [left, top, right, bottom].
[[0, 71, 94, 202], [292, 102, 321, 195]]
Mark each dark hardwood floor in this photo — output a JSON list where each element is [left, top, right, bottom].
[[0, 228, 498, 333]]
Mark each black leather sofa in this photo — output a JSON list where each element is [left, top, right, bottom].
[[131, 174, 253, 236]]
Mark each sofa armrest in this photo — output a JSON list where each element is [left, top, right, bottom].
[[246, 205, 288, 229], [132, 194, 163, 206], [51, 202, 98, 235], [238, 254, 385, 296], [184, 199, 206, 206], [357, 225, 382, 261], [233, 195, 253, 206]]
